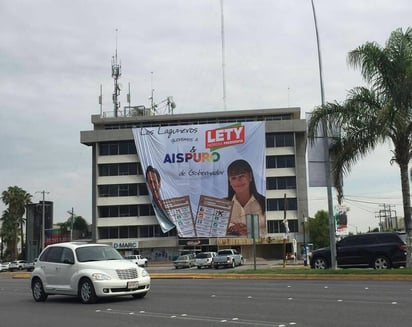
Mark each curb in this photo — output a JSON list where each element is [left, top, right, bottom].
[[148, 273, 412, 280], [10, 272, 412, 281]]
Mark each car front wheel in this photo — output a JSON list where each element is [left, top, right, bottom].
[[373, 256, 390, 269], [79, 278, 98, 304], [313, 256, 329, 269], [32, 278, 48, 302]]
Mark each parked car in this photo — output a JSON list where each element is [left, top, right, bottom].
[[309, 232, 407, 269], [9, 260, 27, 271], [195, 252, 216, 269], [212, 249, 244, 269], [24, 260, 37, 272], [124, 254, 148, 267], [31, 242, 151, 304], [173, 254, 196, 269], [0, 262, 11, 272]]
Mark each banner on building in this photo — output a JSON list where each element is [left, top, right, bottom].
[[132, 121, 266, 238]]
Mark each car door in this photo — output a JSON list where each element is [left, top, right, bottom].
[[53, 247, 76, 292], [40, 246, 64, 289], [337, 235, 370, 267]]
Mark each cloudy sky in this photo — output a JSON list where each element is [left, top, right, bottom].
[[1, 0, 411, 233]]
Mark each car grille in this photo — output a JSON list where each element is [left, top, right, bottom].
[[116, 268, 138, 280]]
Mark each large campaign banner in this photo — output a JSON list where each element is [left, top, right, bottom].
[[133, 121, 266, 238]]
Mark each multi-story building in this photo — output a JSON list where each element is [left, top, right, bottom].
[[25, 201, 54, 261], [80, 107, 308, 261]]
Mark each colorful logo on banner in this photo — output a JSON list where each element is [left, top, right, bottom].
[[133, 122, 266, 238]]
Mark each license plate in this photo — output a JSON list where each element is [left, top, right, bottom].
[[127, 281, 138, 289]]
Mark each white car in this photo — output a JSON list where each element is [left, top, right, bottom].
[[9, 260, 27, 271], [195, 252, 217, 269], [31, 242, 150, 304], [124, 254, 148, 267], [0, 262, 11, 272]]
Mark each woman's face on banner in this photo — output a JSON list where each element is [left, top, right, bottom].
[[229, 171, 252, 195]]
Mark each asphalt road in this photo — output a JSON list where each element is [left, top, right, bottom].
[[1, 274, 411, 327]]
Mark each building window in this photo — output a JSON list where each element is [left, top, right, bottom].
[[266, 133, 294, 148], [267, 219, 298, 233], [98, 205, 139, 218], [266, 155, 295, 168], [266, 198, 297, 211], [139, 183, 149, 195], [99, 163, 139, 176], [98, 184, 138, 197], [266, 177, 296, 190], [98, 225, 177, 240], [99, 141, 137, 156]]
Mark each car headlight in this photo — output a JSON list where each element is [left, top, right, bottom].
[[91, 272, 112, 280], [141, 269, 150, 277]]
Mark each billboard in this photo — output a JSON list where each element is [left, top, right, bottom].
[[133, 121, 266, 238]]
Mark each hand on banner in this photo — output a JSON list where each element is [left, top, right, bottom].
[[227, 223, 247, 236]]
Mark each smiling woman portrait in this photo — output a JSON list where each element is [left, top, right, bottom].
[[225, 159, 266, 237]]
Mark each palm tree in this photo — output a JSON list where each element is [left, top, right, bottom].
[[308, 27, 412, 267], [1, 209, 14, 260], [1, 186, 32, 259]]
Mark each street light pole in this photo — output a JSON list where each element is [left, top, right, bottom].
[[311, 0, 337, 269]]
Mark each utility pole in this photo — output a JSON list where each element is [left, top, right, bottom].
[[378, 203, 397, 231], [67, 208, 75, 241]]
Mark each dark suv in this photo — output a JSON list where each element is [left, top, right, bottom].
[[309, 232, 407, 269]]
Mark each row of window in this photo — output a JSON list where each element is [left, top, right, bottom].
[[266, 155, 295, 168], [98, 225, 177, 239], [99, 162, 142, 176], [98, 198, 297, 218], [98, 176, 296, 198], [97, 220, 298, 239], [266, 176, 296, 190], [103, 114, 294, 130], [99, 184, 148, 197], [98, 133, 295, 156], [99, 205, 153, 218], [98, 154, 295, 178]]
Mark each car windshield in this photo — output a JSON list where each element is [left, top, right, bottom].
[[176, 255, 188, 260], [76, 246, 123, 262], [196, 253, 210, 258]]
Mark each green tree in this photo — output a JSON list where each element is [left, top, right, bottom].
[[1, 186, 32, 259], [61, 215, 89, 240], [308, 27, 412, 267], [308, 210, 330, 249], [1, 209, 14, 260]]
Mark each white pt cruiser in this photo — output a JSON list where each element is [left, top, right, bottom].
[[31, 242, 150, 304]]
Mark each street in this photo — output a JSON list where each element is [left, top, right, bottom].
[[1, 273, 411, 326]]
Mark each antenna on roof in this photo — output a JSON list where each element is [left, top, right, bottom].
[[112, 28, 122, 117]]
